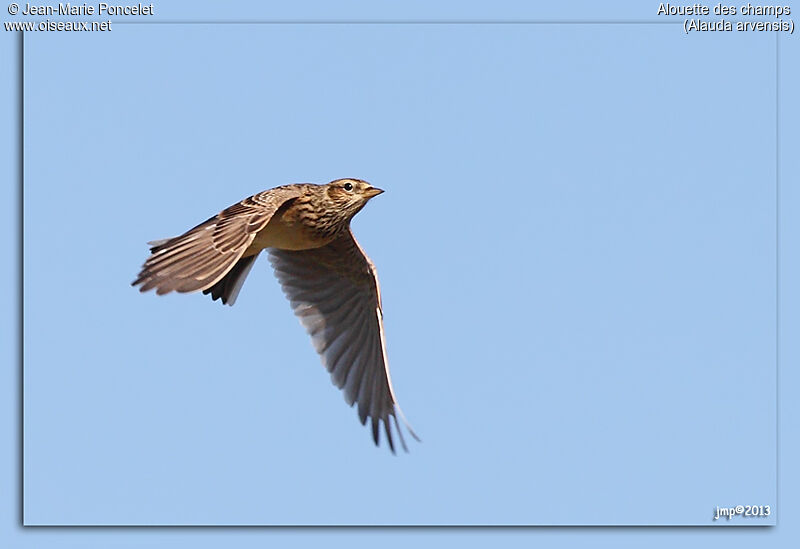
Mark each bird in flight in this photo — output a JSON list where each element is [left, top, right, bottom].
[[132, 179, 418, 452]]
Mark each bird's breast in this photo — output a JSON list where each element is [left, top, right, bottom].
[[247, 209, 334, 254]]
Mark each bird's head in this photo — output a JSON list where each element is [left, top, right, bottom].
[[325, 178, 384, 220]]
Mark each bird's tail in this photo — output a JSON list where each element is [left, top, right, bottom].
[[202, 253, 260, 306]]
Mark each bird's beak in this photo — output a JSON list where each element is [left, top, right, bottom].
[[363, 186, 384, 199]]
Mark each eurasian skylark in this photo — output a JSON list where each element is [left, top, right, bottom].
[[132, 178, 417, 452]]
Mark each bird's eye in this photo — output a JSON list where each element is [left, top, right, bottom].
[[343, 182, 354, 192]]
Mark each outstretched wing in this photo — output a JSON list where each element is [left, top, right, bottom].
[[269, 229, 418, 453], [133, 186, 302, 295]]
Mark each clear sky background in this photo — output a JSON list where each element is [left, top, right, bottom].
[[2, 0, 800, 546]]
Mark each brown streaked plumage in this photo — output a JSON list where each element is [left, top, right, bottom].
[[132, 179, 418, 452]]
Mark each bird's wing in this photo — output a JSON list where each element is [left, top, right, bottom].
[[269, 229, 418, 452], [133, 186, 302, 295]]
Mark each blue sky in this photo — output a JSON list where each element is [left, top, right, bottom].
[[3, 0, 800, 546]]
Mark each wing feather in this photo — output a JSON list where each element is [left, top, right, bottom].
[[133, 187, 302, 296], [269, 229, 418, 452]]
